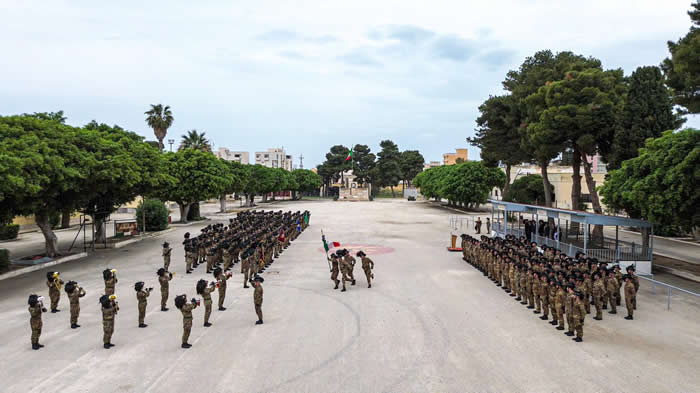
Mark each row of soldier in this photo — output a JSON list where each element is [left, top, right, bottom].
[[27, 209, 310, 350], [461, 234, 640, 342]]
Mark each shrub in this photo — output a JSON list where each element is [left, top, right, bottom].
[[136, 199, 169, 232], [0, 249, 9, 272], [0, 223, 19, 240]]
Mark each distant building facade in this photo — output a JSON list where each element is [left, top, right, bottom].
[[423, 161, 442, 170], [255, 148, 293, 171], [215, 148, 249, 164], [443, 149, 469, 165]]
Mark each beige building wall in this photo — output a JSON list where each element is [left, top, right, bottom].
[[501, 165, 607, 211], [443, 149, 468, 165]]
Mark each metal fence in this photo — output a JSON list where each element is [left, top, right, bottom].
[[492, 222, 650, 262], [639, 276, 700, 310]]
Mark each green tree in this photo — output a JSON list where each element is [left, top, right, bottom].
[[600, 129, 699, 244], [351, 144, 376, 186], [241, 165, 274, 206], [662, 2, 700, 113], [179, 129, 212, 152], [144, 104, 174, 152], [0, 115, 90, 256], [218, 160, 245, 212], [376, 140, 402, 197], [81, 121, 174, 242], [506, 50, 601, 207], [504, 174, 553, 205], [136, 198, 169, 232], [22, 111, 74, 228], [469, 94, 529, 196], [608, 66, 686, 170], [398, 150, 425, 188], [292, 169, 322, 199], [155, 149, 231, 222]]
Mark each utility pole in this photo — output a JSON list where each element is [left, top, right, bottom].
[[299, 154, 304, 169], [168, 139, 174, 152]]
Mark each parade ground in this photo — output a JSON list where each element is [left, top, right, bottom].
[[1, 199, 699, 393]]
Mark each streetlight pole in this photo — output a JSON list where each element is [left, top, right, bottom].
[[168, 139, 175, 152]]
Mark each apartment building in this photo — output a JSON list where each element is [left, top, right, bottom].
[[255, 148, 293, 171], [214, 148, 250, 164]]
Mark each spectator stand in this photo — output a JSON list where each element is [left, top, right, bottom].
[[489, 200, 654, 275]]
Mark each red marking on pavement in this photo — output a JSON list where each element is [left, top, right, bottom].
[[319, 244, 394, 255]]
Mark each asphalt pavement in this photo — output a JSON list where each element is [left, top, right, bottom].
[[1, 199, 699, 393]]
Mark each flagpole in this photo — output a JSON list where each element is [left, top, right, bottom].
[[321, 229, 331, 272], [350, 144, 354, 195]]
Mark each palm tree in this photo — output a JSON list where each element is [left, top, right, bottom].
[[179, 129, 212, 152], [144, 104, 174, 152]]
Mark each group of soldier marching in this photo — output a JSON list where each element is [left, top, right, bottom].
[[328, 249, 375, 291], [461, 233, 640, 342], [27, 209, 310, 350]]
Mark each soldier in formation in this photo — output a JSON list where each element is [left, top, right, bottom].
[[24, 208, 309, 350], [157, 268, 173, 311], [175, 294, 198, 349], [100, 294, 119, 349], [462, 233, 641, 342], [252, 275, 264, 325], [46, 271, 64, 313], [103, 268, 118, 296], [162, 241, 172, 271], [65, 280, 86, 328], [134, 281, 152, 328], [357, 250, 375, 288], [28, 294, 46, 350]]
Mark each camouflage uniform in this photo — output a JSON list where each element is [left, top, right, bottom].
[[202, 286, 214, 325], [105, 277, 117, 296], [29, 303, 43, 346], [159, 273, 172, 309], [47, 278, 62, 311], [254, 284, 263, 322], [573, 298, 586, 340], [181, 302, 197, 345], [361, 256, 375, 288], [163, 246, 172, 270], [330, 256, 340, 289], [137, 289, 150, 325], [241, 256, 250, 288], [68, 287, 86, 326], [102, 304, 116, 345], [216, 272, 230, 309], [606, 275, 619, 314], [624, 280, 636, 318], [592, 278, 606, 319]]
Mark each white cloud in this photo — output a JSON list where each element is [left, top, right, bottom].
[[0, 0, 697, 165]]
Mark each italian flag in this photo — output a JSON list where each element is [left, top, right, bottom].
[[322, 235, 340, 252], [345, 149, 353, 161]]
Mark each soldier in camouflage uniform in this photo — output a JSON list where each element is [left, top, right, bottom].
[[572, 291, 586, 342], [28, 294, 46, 350], [135, 281, 152, 328], [65, 281, 86, 328], [252, 275, 264, 325], [100, 294, 118, 349], [357, 251, 375, 288], [162, 242, 172, 271], [46, 271, 63, 313], [103, 269, 118, 296], [623, 274, 636, 320], [196, 279, 215, 327], [343, 249, 356, 287], [592, 272, 605, 320], [175, 294, 197, 348], [214, 267, 231, 311], [606, 269, 619, 314], [328, 253, 340, 289], [157, 268, 173, 311], [241, 252, 251, 288]]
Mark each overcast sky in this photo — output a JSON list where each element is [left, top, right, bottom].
[[1, 0, 697, 167]]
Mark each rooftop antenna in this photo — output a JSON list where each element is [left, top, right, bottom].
[[299, 154, 304, 169]]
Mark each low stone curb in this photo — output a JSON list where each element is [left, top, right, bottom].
[[653, 265, 700, 284], [0, 252, 88, 281]]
